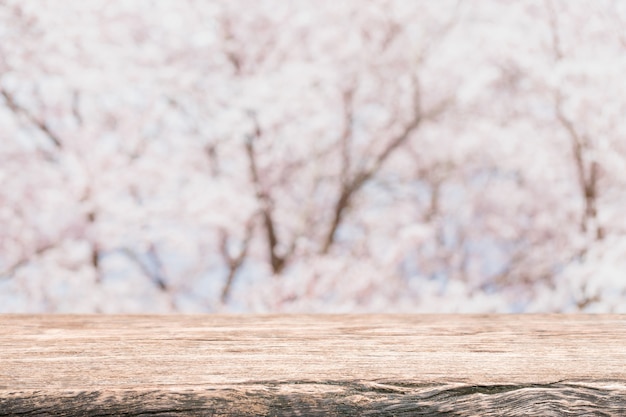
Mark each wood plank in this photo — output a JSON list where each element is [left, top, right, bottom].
[[1, 314, 625, 415]]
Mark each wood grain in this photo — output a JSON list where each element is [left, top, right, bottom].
[[1, 315, 625, 415]]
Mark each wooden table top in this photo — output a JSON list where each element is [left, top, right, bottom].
[[1, 314, 625, 416]]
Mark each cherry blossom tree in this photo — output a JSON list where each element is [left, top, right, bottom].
[[1, 0, 625, 313]]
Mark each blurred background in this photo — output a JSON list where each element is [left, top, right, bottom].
[[1, 0, 626, 313]]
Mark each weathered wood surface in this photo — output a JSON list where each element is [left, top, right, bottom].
[[1, 315, 625, 416]]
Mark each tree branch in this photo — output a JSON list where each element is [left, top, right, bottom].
[[554, 93, 601, 238], [121, 246, 170, 293], [321, 75, 434, 254], [245, 114, 287, 274], [72, 90, 82, 126], [219, 219, 254, 304], [339, 87, 355, 184], [0, 242, 59, 281], [1, 88, 63, 149], [544, 0, 564, 60]]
